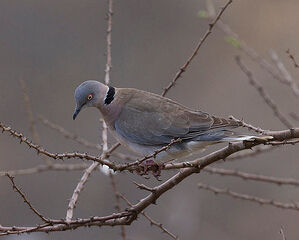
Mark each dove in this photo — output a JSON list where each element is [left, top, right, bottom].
[[73, 80, 264, 174]]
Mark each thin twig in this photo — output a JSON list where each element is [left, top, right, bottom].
[[103, 1, 126, 238], [280, 226, 287, 240], [204, 166, 299, 187], [65, 162, 99, 222], [65, 143, 119, 222], [0, 122, 181, 171], [6, 174, 49, 222], [0, 211, 132, 236], [133, 181, 156, 193], [110, 172, 127, 239], [224, 145, 275, 162], [286, 49, 299, 68], [198, 183, 299, 211], [117, 192, 179, 240], [266, 139, 299, 146], [229, 116, 265, 134], [205, 2, 299, 97], [165, 146, 276, 170], [39, 115, 101, 150], [39, 115, 133, 161], [0, 121, 118, 169], [0, 163, 88, 177], [269, 50, 299, 97], [19, 79, 52, 165], [19, 78, 40, 144], [0, 223, 53, 236], [110, 173, 124, 214], [161, 0, 233, 96], [2, 147, 284, 183], [235, 56, 293, 129]]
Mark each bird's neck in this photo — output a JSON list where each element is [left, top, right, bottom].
[[97, 93, 122, 129]]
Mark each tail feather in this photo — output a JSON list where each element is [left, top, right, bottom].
[[221, 135, 273, 142], [195, 129, 273, 142]]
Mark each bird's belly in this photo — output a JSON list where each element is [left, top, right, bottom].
[[111, 130, 172, 161], [122, 141, 192, 164], [109, 129, 214, 163]]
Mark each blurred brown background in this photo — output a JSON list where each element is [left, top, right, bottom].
[[1, 0, 299, 239]]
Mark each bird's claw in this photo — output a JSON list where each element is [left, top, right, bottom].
[[136, 160, 162, 181]]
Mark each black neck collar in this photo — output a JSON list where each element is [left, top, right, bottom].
[[104, 86, 115, 105]]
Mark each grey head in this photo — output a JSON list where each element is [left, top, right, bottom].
[[73, 80, 109, 120]]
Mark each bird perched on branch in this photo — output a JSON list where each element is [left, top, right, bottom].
[[73, 80, 268, 176]]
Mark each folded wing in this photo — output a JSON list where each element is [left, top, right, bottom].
[[114, 90, 241, 146]]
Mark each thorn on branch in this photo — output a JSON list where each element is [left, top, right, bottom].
[[6, 173, 50, 223], [286, 49, 299, 68], [161, 0, 233, 97], [235, 56, 294, 129], [198, 182, 299, 211], [133, 181, 156, 193]]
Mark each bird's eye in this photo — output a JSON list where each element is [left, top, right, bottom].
[[87, 93, 93, 101]]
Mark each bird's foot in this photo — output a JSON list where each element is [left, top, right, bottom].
[[136, 160, 162, 181]]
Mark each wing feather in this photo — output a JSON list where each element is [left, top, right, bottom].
[[114, 89, 240, 145]]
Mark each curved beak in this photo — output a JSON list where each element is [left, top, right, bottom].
[[73, 106, 81, 120]]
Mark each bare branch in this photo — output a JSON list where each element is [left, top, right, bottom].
[[39, 115, 132, 162], [204, 166, 299, 187], [161, 0, 233, 96], [65, 162, 99, 222], [229, 115, 265, 134], [280, 226, 287, 240], [205, 2, 299, 96], [65, 143, 119, 222], [0, 163, 88, 177], [224, 145, 275, 162], [269, 50, 299, 97], [104, 0, 113, 85], [102, 0, 126, 238], [19, 79, 52, 165], [0, 121, 117, 169], [266, 139, 299, 146], [19, 78, 40, 144], [228, 117, 299, 146], [110, 171, 127, 240], [6, 174, 49, 223], [198, 183, 299, 211], [235, 56, 294, 129], [164, 145, 276, 170], [133, 181, 156, 193], [117, 192, 179, 240], [39, 115, 101, 150], [164, 128, 299, 170], [205, 3, 299, 97], [286, 49, 299, 68], [0, 122, 179, 172], [0, 211, 132, 236]]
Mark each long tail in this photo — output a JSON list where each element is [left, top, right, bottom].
[[195, 130, 273, 142], [221, 134, 273, 142]]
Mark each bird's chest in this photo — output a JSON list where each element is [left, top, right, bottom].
[[108, 128, 151, 155]]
